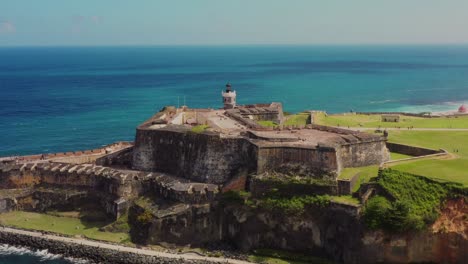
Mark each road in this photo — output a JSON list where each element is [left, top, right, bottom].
[[0, 227, 252, 264]]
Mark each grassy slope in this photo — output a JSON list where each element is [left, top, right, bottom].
[[190, 124, 209, 133], [315, 112, 468, 128], [284, 113, 309, 126], [387, 131, 468, 186], [338, 165, 379, 192], [258, 120, 278, 127], [0, 211, 129, 243]]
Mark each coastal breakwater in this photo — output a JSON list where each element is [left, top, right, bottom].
[[0, 227, 248, 264]]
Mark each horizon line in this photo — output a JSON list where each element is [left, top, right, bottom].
[[1, 43, 468, 48]]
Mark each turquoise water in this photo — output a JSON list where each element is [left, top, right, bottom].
[[1, 45, 468, 156]]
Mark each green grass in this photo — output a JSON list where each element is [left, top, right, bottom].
[[390, 152, 413, 160], [284, 113, 310, 126], [331, 195, 360, 205], [386, 131, 468, 186], [190, 124, 209, 133], [0, 211, 130, 243], [339, 165, 379, 192], [248, 249, 332, 264], [258, 120, 279, 127], [363, 169, 464, 231], [314, 112, 468, 128]]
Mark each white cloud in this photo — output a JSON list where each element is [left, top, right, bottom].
[[0, 21, 15, 33]]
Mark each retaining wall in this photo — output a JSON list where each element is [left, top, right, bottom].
[[386, 142, 442, 156]]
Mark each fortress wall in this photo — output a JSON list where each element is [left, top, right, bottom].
[[0, 164, 135, 198], [49, 153, 106, 164], [256, 146, 339, 177], [95, 146, 134, 167], [386, 142, 442, 156], [132, 129, 258, 184], [338, 140, 390, 168]]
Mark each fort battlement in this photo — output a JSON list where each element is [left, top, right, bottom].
[[0, 141, 133, 165], [133, 109, 389, 185]]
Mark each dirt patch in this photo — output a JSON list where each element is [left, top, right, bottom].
[[432, 198, 468, 239]]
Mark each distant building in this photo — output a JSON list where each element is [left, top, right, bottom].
[[381, 114, 400, 122], [222, 83, 236, 109], [458, 104, 467, 113]]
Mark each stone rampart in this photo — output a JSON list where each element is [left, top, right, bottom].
[[144, 173, 220, 204], [250, 177, 338, 197], [96, 146, 134, 167], [1, 141, 133, 165], [133, 128, 258, 184], [256, 146, 339, 178], [386, 142, 442, 156], [338, 140, 390, 168], [337, 173, 360, 195]]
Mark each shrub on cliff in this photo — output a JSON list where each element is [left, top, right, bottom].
[[259, 195, 330, 215], [364, 169, 465, 232], [136, 210, 153, 225]]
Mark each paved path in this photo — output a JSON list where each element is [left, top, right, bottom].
[[334, 127, 468, 132], [0, 227, 252, 264]]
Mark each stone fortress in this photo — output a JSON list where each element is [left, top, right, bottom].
[[0, 83, 405, 263], [133, 83, 390, 186]]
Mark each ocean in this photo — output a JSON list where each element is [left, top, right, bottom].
[[1, 45, 468, 262], [2, 45, 468, 157]]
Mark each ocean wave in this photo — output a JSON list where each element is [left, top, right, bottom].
[[0, 244, 89, 263], [377, 100, 467, 113], [369, 99, 398, 104]]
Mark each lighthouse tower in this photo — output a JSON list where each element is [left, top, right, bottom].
[[222, 83, 237, 109]]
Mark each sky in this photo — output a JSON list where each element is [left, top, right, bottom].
[[1, 0, 468, 46]]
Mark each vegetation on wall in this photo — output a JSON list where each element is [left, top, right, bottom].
[[190, 124, 210, 133], [221, 190, 330, 215], [363, 169, 466, 232], [284, 113, 310, 126]]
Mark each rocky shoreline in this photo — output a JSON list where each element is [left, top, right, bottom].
[[0, 227, 250, 264]]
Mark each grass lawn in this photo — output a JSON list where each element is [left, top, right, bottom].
[[390, 152, 413, 160], [314, 112, 468, 129], [387, 131, 468, 186], [0, 211, 130, 243], [190, 124, 209, 133], [339, 165, 379, 192], [284, 113, 310, 126], [331, 195, 360, 205], [258, 120, 278, 128]]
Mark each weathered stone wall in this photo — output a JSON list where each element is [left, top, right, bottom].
[[0, 163, 143, 218], [129, 203, 222, 246], [386, 142, 442, 156], [0, 163, 136, 198], [338, 140, 390, 168], [337, 173, 360, 195], [249, 177, 338, 197], [132, 128, 258, 184], [256, 146, 339, 178], [222, 203, 362, 262], [357, 230, 468, 264], [96, 146, 134, 167]]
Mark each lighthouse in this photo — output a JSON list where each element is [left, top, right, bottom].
[[222, 82, 237, 109]]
